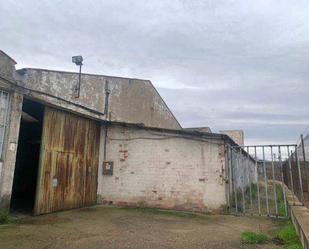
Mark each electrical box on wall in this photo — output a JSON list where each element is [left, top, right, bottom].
[[103, 161, 114, 175]]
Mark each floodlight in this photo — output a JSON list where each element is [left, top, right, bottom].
[[72, 56, 83, 66]]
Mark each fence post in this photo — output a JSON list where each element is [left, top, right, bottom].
[[295, 146, 304, 204], [254, 146, 261, 215], [239, 147, 246, 215], [301, 134, 309, 203], [287, 146, 295, 205], [247, 146, 253, 214], [227, 145, 232, 211], [232, 147, 238, 214], [278, 146, 288, 217], [262, 146, 270, 216], [271, 146, 278, 216]]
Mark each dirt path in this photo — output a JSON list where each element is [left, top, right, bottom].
[[0, 206, 285, 249]]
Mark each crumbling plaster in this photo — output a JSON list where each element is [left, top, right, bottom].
[[16, 68, 181, 130]]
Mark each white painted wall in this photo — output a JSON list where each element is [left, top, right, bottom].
[[97, 125, 227, 213]]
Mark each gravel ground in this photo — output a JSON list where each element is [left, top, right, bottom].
[[0, 206, 285, 249]]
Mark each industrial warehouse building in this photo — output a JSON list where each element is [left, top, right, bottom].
[[0, 50, 244, 215]]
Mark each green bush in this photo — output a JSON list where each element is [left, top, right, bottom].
[[241, 231, 269, 244]]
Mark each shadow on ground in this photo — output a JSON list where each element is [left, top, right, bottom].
[[0, 206, 285, 249]]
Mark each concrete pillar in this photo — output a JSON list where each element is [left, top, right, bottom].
[[0, 91, 23, 213]]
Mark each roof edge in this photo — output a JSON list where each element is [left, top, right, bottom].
[[0, 50, 17, 64], [146, 79, 182, 129], [17, 67, 149, 82]]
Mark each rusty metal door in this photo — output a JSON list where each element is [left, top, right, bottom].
[[34, 107, 100, 215]]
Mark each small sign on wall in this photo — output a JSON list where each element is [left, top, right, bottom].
[[103, 161, 114, 175]]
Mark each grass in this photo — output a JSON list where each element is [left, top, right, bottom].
[[241, 231, 269, 244], [283, 245, 303, 249], [0, 212, 9, 225], [276, 221, 302, 249], [241, 220, 302, 248], [0, 212, 19, 225], [232, 181, 288, 217], [276, 184, 287, 217]]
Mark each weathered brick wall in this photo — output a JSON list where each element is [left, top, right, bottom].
[[97, 125, 227, 213]]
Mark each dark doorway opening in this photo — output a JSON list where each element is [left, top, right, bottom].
[[10, 99, 44, 214]]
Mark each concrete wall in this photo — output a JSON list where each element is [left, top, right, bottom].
[[0, 89, 22, 212], [0, 52, 23, 212], [16, 68, 181, 130], [220, 130, 244, 146], [97, 125, 228, 213], [0, 51, 16, 81]]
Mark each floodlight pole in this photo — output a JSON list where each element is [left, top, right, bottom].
[[72, 55, 83, 98], [76, 63, 82, 98]]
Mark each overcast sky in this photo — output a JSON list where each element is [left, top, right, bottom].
[[1, 0, 309, 145]]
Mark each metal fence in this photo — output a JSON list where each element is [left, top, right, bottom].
[[286, 134, 309, 207], [226, 133, 309, 219], [226, 144, 304, 218]]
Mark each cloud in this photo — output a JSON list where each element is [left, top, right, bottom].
[[1, 0, 309, 144]]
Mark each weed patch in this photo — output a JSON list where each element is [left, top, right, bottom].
[[276, 184, 286, 217], [241, 220, 302, 248], [0, 212, 19, 225], [0, 212, 9, 224], [241, 231, 269, 244], [275, 221, 302, 249]]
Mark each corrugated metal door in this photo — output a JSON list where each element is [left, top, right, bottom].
[[34, 107, 100, 215]]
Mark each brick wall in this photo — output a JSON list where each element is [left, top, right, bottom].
[[97, 125, 227, 213]]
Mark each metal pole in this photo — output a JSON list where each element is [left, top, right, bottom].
[[262, 146, 270, 215], [247, 146, 253, 214], [301, 134, 309, 202], [278, 146, 288, 217], [78, 64, 82, 97], [271, 146, 278, 216], [75, 64, 82, 98], [232, 148, 238, 214], [227, 145, 232, 211], [295, 145, 304, 204], [255, 146, 261, 215], [238, 144, 297, 148], [239, 148, 246, 214], [291, 152, 298, 195], [287, 146, 295, 204]]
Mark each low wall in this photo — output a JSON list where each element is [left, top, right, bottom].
[[284, 185, 309, 249], [97, 124, 228, 213]]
